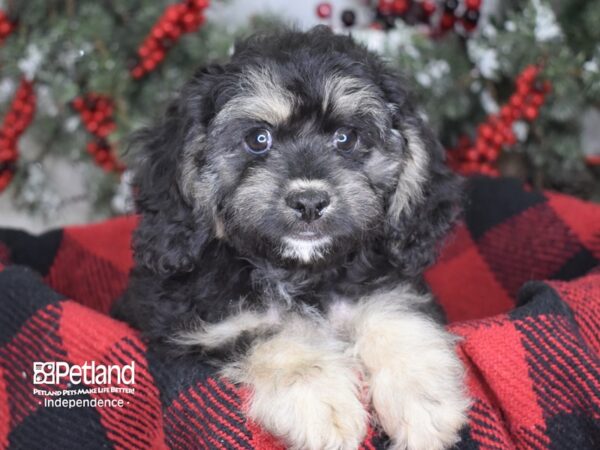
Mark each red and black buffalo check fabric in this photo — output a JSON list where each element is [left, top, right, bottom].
[[0, 176, 599, 449]]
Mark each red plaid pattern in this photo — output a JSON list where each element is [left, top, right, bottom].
[[0, 176, 599, 449]]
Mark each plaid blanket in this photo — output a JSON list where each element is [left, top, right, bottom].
[[0, 176, 599, 449]]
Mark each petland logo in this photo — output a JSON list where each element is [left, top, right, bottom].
[[33, 361, 136, 385]]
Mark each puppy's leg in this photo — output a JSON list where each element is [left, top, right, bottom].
[[222, 315, 368, 450], [332, 286, 470, 450]]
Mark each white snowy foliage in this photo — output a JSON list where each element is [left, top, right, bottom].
[[513, 121, 530, 142], [480, 89, 499, 114], [18, 44, 45, 80], [415, 59, 450, 88], [532, 0, 563, 43], [467, 40, 500, 79]]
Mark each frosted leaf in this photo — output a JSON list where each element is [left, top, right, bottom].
[[64, 117, 81, 133], [37, 86, 59, 117], [467, 41, 499, 79], [583, 59, 599, 74], [482, 23, 498, 38], [416, 60, 450, 89], [513, 121, 529, 142], [354, 25, 420, 59], [18, 44, 45, 80], [0, 78, 16, 103], [532, 0, 563, 43], [504, 21, 516, 32], [480, 90, 499, 114], [416, 72, 432, 87], [111, 170, 134, 214]]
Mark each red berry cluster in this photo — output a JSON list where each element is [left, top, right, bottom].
[[71, 93, 124, 173], [131, 0, 210, 79], [72, 94, 116, 138], [0, 10, 15, 45], [372, 0, 481, 34], [0, 79, 36, 192], [448, 65, 551, 176], [373, 0, 435, 30], [86, 140, 125, 173], [439, 0, 482, 33]]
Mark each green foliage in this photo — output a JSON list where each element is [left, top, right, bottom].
[[1, 0, 599, 219], [379, 0, 600, 198], [1, 2, 233, 216]]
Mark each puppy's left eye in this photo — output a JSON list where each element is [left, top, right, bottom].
[[244, 128, 272, 155], [333, 127, 358, 153]]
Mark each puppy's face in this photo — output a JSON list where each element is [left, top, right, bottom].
[[133, 28, 458, 275], [181, 61, 425, 265]]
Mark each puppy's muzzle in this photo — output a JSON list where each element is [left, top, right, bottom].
[[286, 189, 330, 223]]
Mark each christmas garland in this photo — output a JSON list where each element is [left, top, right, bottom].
[[0, 1, 212, 193], [71, 94, 124, 173], [130, 0, 209, 79], [1, 1, 556, 194], [0, 9, 15, 44], [448, 65, 551, 176], [0, 79, 36, 192], [316, 1, 483, 34]]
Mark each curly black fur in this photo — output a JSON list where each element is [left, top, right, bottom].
[[113, 26, 462, 356]]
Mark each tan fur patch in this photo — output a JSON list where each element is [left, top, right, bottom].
[[329, 286, 470, 450], [222, 317, 368, 450], [388, 126, 429, 219], [215, 67, 295, 126]]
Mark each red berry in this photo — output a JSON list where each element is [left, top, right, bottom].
[[0, 21, 11, 35], [530, 92, 545, 107], [524, 106, 539, 120], [392, 0, 409, 15], [316, 2, 332, 19], [479, 124, 494, 141], [93, 110, 105, 122], [143, 57, 157, 71], [440, 12, 455, 30], [166, 5, 181, 22], [466, 148, 479, 161], [542, 80, 552, 93], [487, 146, 500, 160], [72, 97, 85, 111], [152, 26, 166, 40], [422, 1, 436, 15], [191, 0, 209, 9], [521, 65, 538, 83], [378, 0, 394, 14], [500, 105, 513, 122], [131, 67, 144, 78], [465, 0, 481, 9], [509, 94, 524, 109], [152, 49, 166, 62], [492, 132, 504, 147]]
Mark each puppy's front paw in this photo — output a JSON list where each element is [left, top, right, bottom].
[[355, 309, 470, 450], [224, 324, 368, 450], [371, 366, 469, 450]]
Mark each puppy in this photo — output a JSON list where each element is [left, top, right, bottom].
[[114, 26, 470, 450]]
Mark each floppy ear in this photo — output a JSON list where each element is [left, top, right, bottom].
[[378, 69, 462, 278], [130, 66, 221, 276]]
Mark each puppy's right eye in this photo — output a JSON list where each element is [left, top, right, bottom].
[[244, 128, 272, 155]]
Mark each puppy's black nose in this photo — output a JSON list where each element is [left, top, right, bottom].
[[286, 190, 330, 222]]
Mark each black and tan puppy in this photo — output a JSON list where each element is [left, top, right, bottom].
[[114, 26, 470, 450]]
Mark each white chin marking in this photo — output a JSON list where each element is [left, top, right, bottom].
[[281, 236, 331, 263]]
